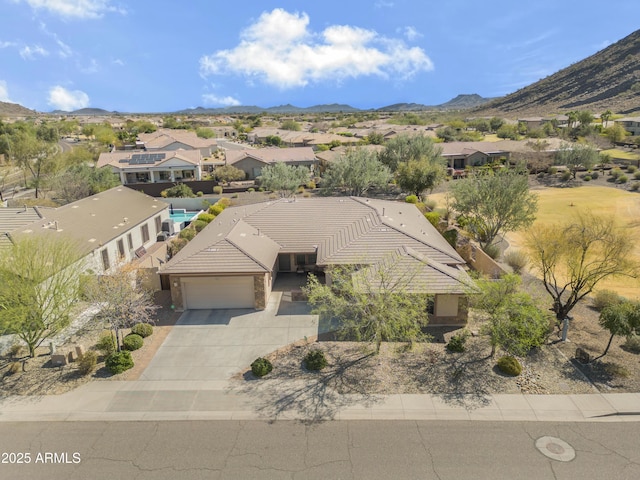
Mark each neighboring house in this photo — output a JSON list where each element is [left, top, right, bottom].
[[160, 197, 472, 325], [225, 147, 318, 180], [517, 115, 569, 130], [615, 117, 640, 136], [439, 142, 511, 170], [7, 187, 170, 274], [97, 150, 202, 184], [315, 145, 385, 167], [138, 129, 218, 157]]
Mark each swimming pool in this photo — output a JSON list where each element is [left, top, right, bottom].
[[169, 209, 200, 223]]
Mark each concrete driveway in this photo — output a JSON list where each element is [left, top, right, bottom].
[[140, 292, 322, 382]]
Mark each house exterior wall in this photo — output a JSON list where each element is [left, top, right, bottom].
[[87, 210, 169, 275], [617, 120, 640, 135], [431, 294, 468, 326], [231, 157, 266, 180]]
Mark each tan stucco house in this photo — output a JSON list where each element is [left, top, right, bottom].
[[160, 197, 472, 325], [224, 147, 318, 180], [97, 150, 202, 184]]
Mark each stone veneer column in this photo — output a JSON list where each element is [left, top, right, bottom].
[[170, 275, 184, 311], [254, 274, 266, 310]]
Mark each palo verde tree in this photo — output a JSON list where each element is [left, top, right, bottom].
[[378, 134, 441, 172], [471, 274, 551, 357], [322, 147, 391, 196], [395, 157, 446, 198], [554, 142, 599, 179], [0, 236, 82, 357], [450, 167, 538, 249], [595, 301, 640, 361], [258, 162, 309, 197], [526, 212, 638, 327], [84, 266, 159, 351], [303, 259, 431, 354]]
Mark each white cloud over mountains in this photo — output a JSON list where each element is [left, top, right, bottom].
[[199, 8, 433, 89], [202, 94, 241, 107], [12, 0, 124, 19], [48, 85, 89, 110]]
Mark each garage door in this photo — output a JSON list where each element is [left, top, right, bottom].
[[182, 276, 255, 309]]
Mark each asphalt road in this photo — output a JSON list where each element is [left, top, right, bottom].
[[0, 420, 638, 480]]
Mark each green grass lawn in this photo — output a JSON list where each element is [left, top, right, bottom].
[[602, 149, 640, 161]]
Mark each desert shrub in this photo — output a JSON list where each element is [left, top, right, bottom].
[[617, 174, 629, 184], [251, 357, 273, 377], [7, 362, 21, 375], [610, 168, 623, 179], [105, 351, 134, 375], [8, 343, 23, 358], [303, 192, 311, 198], [405, 194, 418, 204], [537, 172, 545, 179], [296, 186, 305, 194], [482, 243, 500, 260], [582, 175, 591, 182], [634, 171, 640, 180], [231, 193, 238, 198], [123, 333, 144, 351], [630, 182, 640, 191], [178, 228, 196, 241], [192, 220, 208, 233], [161, 183, 195, 198], [77, 351, 97, 376], [247, 187, 255, 193], [96, 332, 117, 356], [590, 171, 599, 179], [504, 250, 528, 274], [497, 356, 522, 376], [131, 323, 153, 338], [423, 198, 437, 210], [603, 362, 630, 378], [213, 186, 223, 194], [627, 165, 637, 173], [208, 204, 224, 216], [304, 350, 328, 371], [197, 213, 215, 223], [548, 166, 558, 175], [217, 198, 231, 208], [167, 237, 188, 257], [446, 330, 469, 353], [560, 170, 571, 182], [196, 191, 203, 197], [623, 335, 640, 354], [424, 211, 441, 228], [442, 229, 458, 248], [307, 181, 316, 190], [592, 290, 623, 311]]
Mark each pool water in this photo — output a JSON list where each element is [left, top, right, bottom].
[[170, 210, 199, 223]]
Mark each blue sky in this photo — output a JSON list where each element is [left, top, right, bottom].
[[1, 0, 638, 112]]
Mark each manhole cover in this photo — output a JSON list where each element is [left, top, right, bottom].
[[535, 436, 576, 462]]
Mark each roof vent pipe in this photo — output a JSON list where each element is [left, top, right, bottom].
[[54, 221, 59, 230], [382, 207, 386, 216]]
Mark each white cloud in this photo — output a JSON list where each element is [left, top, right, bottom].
[[400, 26, 422, 41], [0, 81, 11, 102], [48, 85, 89, 110], [0, 41, 18, 48], [79, 58, 99, 73], [12, 0, 125, 19], [202, 94, 241, 107], [112, 58, 124, 66], [199, 8, 433, 89], [20, 44, 49, 59]]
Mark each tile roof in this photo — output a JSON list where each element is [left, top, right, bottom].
[[162, 197, 467, 281], [225, 147, 317, 166], [97, 149, 201, 169], [138, 129, 217, 149]]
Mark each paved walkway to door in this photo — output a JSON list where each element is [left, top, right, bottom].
[[139, 291, 322, 383]]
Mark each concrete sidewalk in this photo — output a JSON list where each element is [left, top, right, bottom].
[[0, 379, 639, 423]]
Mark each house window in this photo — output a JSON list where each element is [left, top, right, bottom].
[[117, 239, 125, 259], [159, 171, 171, 180], [296, 254, 306, 266], [154, 215, 162, 235], [141, 224, 150, 243], [127, 233, 133, 250], [101, 249, 110, 271]]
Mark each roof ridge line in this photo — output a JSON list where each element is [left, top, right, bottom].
[[380, 219, 462, 264], [225, 221, 272, 272]]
